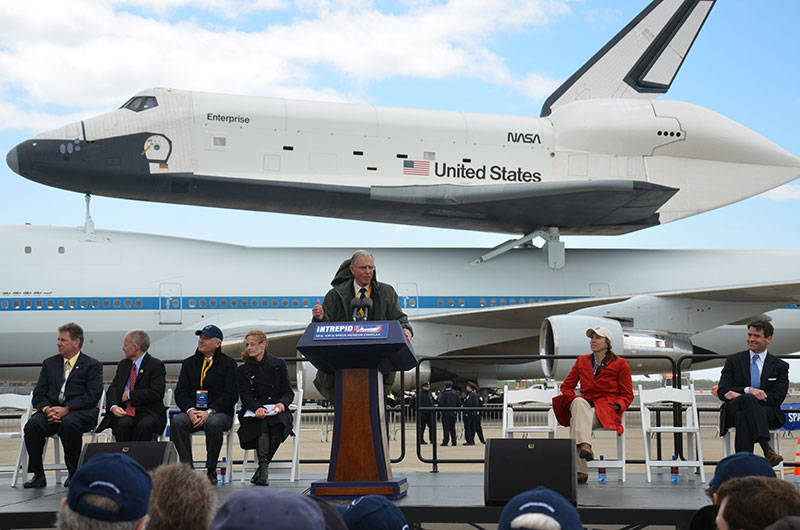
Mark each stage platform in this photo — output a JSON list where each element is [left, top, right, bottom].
[[0, 470, 716, 530]]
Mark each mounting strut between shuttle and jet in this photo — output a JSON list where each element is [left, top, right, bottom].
[[471, 227, 565, 270]]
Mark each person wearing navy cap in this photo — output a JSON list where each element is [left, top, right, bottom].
[[56, 453, 151, 530], [211, 488, 326, 530], [171, 324, 238, 484], [498, 487, 583, 530], [334, 495, 409, 530]]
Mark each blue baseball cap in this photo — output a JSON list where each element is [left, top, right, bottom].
[[211, 489, 325, 530], [196, 324, 223, 341], [334, 495, 408, 530], [67, 453, 152, 522], [708, 452, 776, 490], [498, 487, 582, 530]]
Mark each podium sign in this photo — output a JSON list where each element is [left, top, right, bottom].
[[297, 321, 417, 499]]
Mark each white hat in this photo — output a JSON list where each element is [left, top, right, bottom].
[[586, 326, 613, 344]]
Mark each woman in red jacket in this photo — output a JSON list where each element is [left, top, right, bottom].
[[552, 326, 633, 484]]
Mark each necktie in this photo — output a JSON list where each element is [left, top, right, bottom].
[[358, 287, 367, 318], [126, 364, 137, 416], [58, 361, 70, 403], [750, 355, 760, 389]]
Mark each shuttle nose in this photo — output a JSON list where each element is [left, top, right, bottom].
[[6, 146, 19, 175]]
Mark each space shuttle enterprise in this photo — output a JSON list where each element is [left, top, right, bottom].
[[6, 0, 800, 238]]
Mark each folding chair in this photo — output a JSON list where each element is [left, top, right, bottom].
[[501, 386, 559, 439], [239, 388, 304, 483], [0, 392, 33, 487], [639, 384, 705, 483], [722, 428, 784, 478], [586, 414, 627, 482]]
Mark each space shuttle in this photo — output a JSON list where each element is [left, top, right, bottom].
[[7, 0, 800, 240]]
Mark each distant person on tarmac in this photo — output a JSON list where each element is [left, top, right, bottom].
[[438, 381, 461, 446]]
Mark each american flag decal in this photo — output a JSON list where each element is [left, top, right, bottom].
[[403, 160, 430, 176]]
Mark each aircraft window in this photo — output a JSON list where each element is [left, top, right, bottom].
[[367, 167, 377, 171], [292, 299, 299, 307], [302, 299, 309, 307], [396, 154, 408, 159], [282, 299, 289, 307], [220, 299, 227, 308], [81, 300, 88, 308], [47, 300, 54, 309], [500, 298, 507, 305], [58, 246, 65, 254], [479, 298, 486, 307], [125, 300, 132, 308], [241, 299, 248, 307], [509, 298, 516, 305], [70, 300, 77, 308], [188, 299, 195, 308], [489, 298, 497, 307], [209, 299, 217, 308], [114, 300, 121, 308], [213, 137, 227, 147], [122, 96, 158, 112], [437, 298, 444, 307], [198, 299, 206, 308], [231, 299, 238, 308], [172, 299, 179, 308], [103, 300, 110, 308], [25, 300, 32, 309], [25, 246, 31, 254], [408, 298, 416, 307], [459, 298, 465, 307], [283, 146, 294, 151], [354, 151, 364, 156], [251, 298, 257, 307], [272, 300, 279, 308], [92, 300, 99, 308], [36, 300, 43, 309], [1, 301, 7, 309], [261, 299, 268, 307], [448, 298, 454, 307], [135, 299, 142, 308], [58, 300, 65, 308], [13, 301, 20, 309]]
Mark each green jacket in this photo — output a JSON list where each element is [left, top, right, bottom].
[[316, 259, 412, 334], [312, 258, 412, 403]]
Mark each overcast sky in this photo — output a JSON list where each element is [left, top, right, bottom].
[[1, 0, 798, 249]]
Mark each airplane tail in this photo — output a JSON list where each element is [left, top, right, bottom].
[[540, 0, 715, 117]]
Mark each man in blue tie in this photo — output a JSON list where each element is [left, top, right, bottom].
[[718, 320, 788, 466]]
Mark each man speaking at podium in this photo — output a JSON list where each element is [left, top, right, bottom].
[[311, 250, 413, 402]]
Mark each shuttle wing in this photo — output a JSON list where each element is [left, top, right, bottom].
[[541, 0, 716, 116]]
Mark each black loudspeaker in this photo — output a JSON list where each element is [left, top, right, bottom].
[[484, 438, 577, 506], [78, 441, 179, 471]]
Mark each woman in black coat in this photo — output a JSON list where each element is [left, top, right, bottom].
[[236, 330, 294, 486]]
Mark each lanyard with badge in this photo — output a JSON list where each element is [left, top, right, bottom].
[[196, 357, 213, 409]]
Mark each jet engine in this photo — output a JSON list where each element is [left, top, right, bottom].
[[540, 315, 694, 379]]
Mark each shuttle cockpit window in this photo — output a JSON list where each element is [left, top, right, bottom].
[[121, 96, 158, 112]]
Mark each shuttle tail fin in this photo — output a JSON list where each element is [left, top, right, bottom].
[[540, 0, 715, 117]]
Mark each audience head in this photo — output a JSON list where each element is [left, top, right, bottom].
[[444, 381, 453, 389], [498, 487, 582, 530], [148, 464, 216, 530], [211, 488, 325, 530], [57, 453, 151, 530], [716, 476, 800, 530], [334, 495, 408, 530], [706, 452, 776, 498], [307, 496, 349, 530]]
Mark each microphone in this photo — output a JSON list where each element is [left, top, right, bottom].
[[360, 297, 373, 321], [351, 298, 362, 321]]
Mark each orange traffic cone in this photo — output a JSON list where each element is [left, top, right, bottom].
[[794, 437, 800, 476]]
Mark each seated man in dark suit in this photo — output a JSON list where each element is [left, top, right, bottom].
[[23, 322, 103, 488], [718, 320, 789, 466], [171, 325, 238, 485], [97, 330, 167, 441]]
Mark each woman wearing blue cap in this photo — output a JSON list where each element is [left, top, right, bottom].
[[236, 330, 294, 486]]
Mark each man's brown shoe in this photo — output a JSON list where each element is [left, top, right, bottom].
[[765, 449, 783, 467], [577, 472, 589, 484], [579, 443, 594, 461]]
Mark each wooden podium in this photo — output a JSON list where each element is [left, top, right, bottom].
[[297, 320, 417, 499]]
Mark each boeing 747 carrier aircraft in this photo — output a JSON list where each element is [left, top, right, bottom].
[[2, 225, 799, 397], [7, 0, 800, 242]]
